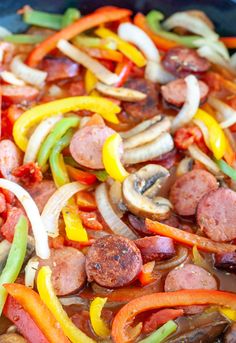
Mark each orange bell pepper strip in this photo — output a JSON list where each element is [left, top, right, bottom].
[[220, 37, 236, 49], [133, 13, 178, 51], [111, 289, 236, 343], [146, 219, 236, 254], [3, 283, 70, 343], [75, 191, 97, 211], [81, 47, 123, 62], [27, 8, 132, 67], [138, 261, 156, 286]]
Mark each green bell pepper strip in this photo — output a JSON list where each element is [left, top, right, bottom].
[[4, 34, 44, 44], [139, 320, 177, 343], [146, 10, 200, 48], [23, 9, 63, 30], [49, 128, 74, 187], [216, 159, 236, 181], [37, 116, 80, 170], [0, 215, 28, 315], [73, 35, 102, 48], [62, 8, 81, 28]]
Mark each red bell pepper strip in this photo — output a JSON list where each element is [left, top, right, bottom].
[[133, 13, 178, 51], [27, 8, 132, 67], [3, 283, 70, 343], [111, 290, 236, 343], [66, 165, 97, 185], [3, 295, 50, 343], [220, 37, 236, 48], [138, 261, 156, 286], [143, 308, 184, 334], [146, 219, 236, 254], [115, 58, 133, 87]]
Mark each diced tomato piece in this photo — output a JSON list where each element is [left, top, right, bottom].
[[7, 104, 24, 125], [0, 193, 6, 214], [67, 80, 85, 96], [49, 235, 65, 249], [75, 191, 97, 211], [201, 72, 221, 92], [79, 211, 103, 230], [12, 162, 43, 186], [143, 308, 184, 333], [84, 113, 105, 127], [174, 125, 203, 150]]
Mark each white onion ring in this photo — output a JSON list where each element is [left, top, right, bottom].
[[0, 179, 50, 259], [95, 183, 137, 240], [1, 70, 25, 86], [145, 61, 175, 84], [25, 257, 39, 288], [188, 144, 220, 175], [155, 246, 188, 270]]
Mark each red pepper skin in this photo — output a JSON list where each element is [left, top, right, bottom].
[[115, 59, 133, 87], [3, 295, 50, 343], [66, 165, 97, 185], [220, 37, 236, 48], [143, 308, 184, 333], [12, 162, 43, 186]]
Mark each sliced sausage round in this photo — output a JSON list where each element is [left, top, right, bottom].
[[70, 125, 116, 170], [26, 180, 56, 213], [85, 235, 142, 288], [170, 169, 218, 216], [197, 188, 236, 242], [135, 236, 175, 263], [161, 78, 209, 107], [162, 47, 210, 78], [38, 247, 86, 296], [41, 56, 79, 82], [123, 78, 159, 120], [164, 264, 217, 314], [2, 85, 39, 104], [0, 139, 22, 181]]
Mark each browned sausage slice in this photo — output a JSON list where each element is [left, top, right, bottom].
[[0, 139, 22, 181], [25, 180, 56, 213], [85, 235, 142, 288], [162, 47, 210, 78], [2, 85, 39, 104], [214, 252, 236, 274], [70, 125, 116, 169], [41, 56, 79, 82], [164, 264, 217, 314], [169, 169, 218, 216], [38, 247, 86, 296], [135, 236, 175, 263], [197, 188, 236, 242], [123, 78, 159, 120], [161, 79, 209, 107]]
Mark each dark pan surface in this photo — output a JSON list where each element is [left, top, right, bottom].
[[0, 0, 236, 35]]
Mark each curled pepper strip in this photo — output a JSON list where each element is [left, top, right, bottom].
[[95, 27, 146, 67], [4, 283, 70, 343], [13, 96, 121, 151], [0, 216, 28, 314], [102, 133, 129, 182], [38, 117, 79, 170], [90, 297, 110, 338], [49, 130, 88, 242], [194, 109, 226, 160], [111, 290, 236, 343], [37, 266, 95, 343]]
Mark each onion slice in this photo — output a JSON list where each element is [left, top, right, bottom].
[[1, 70, 25, 86], [96, 82, 146, 101], [197, 46, 235, 74], [171, 75, 200, 132], [41, 181, 88, 237], [57, 39, 119, 85], [10, 55, 47, 87], [145, 61, 175, 84], [24, 115, 62, 164], [25, 257, 39, 288], [188, 144, 220, 175], [118, 23, 160, 62], [208, 96, 236, 128], [123, 132, 174, 165], [155, 246, 188, 270], [163, 11, 218, 41], [0, 179, 50, 259], [95, 183, 137, 240], [230, 52, 236, 69], [120, 115, 163, 139]]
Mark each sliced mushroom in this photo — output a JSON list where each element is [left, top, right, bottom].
[[95, 82, 147, 101], [123, 132, 174, 165], [0, 333, 27, 343], [123, 116, 171, 150], [122, 164, 172, 220]]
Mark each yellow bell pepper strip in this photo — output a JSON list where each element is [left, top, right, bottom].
[[37, 266, 95, 343], [13, 96, 121, 151], [95, 27, 146, 67], [102, 133, 129, 182], [192, 245, 211, 272], [194, 109, 226, 160], [85, 69, 98, 94], [4, 283, 70, 343], [0, 216, 28, 315], [89, 297, 110, 338], [219, 307, 236, 321], [37, 116, 79, 170], [49, 130, 88, 242]]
